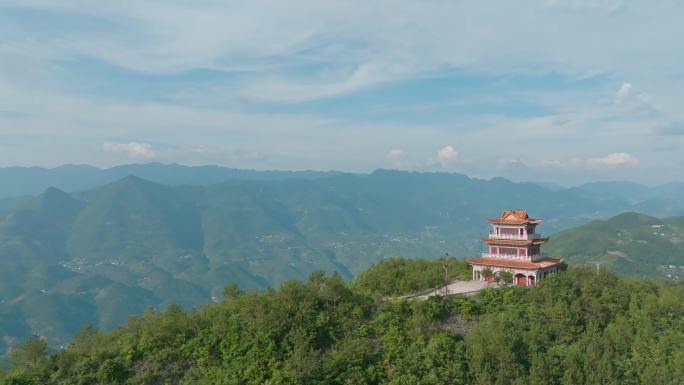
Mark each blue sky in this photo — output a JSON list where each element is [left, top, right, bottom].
[[0, 0, 682, 185]]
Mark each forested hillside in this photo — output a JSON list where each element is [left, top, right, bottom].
[[1, 262, 682, 385], [1, 170, 682, 358], [546, 212, 684, 279]]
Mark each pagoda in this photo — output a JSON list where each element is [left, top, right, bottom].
[[465, 210, 563, 286]]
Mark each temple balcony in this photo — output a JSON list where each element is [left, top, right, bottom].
[[481, 252, 547, 261], [488, 232, 542, 240]]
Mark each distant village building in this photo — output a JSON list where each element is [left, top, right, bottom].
[[466, 210, 563, 286]]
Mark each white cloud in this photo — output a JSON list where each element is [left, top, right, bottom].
[[612, 82, 659, 115], [242, 61, 411, 102], [539, 158, 584, 169], [386, 149, 405, 166], [103, 142, 156, 159], [614, 82, 632, 105], [539, 154, 639, 169], [496, 158, 528, 170], [437, 146, 458, 165], [587, 152, 639, 167]]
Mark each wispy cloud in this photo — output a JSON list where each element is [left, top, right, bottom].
[[103, 142, 156, 159], [539, 158, 584, 169], [587, 152, 639, 167], [540, 154, 638, 169], [386, 149, 406, 167], [613, 82, 632, 106], [3, 1, 682, 100], [611, 82, 660, 116]]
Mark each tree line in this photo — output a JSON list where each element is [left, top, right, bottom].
[[1, 258, 682, 385]]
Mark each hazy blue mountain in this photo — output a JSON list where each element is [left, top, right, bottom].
[[653, 182, 684, 204], [0, 197, 28, 212], [533, 181, 567, 191], [0, 170, 682, 355], [546, 212, 684, 279], [577, 181, 684, 210], [569, 181, 684, 219], [0, 163, 339, 199], [578, 181, 654, 201], [2, 163, 683, 212]]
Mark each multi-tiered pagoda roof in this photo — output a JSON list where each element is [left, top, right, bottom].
[[465, 209, 563, 285]]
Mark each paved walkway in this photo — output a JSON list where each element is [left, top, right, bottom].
[[416, 280, 492, 299], [390, 279, 493, 301]]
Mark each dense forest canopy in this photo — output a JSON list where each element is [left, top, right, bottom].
[[352, 257, 472, 296], [1, 259, 682, 385]]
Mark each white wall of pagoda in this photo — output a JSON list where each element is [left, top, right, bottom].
[[471, 265, 560, 286]]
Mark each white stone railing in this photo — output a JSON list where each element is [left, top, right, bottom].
[[488, 232, 542, 240], [481, 252, 547, 261]]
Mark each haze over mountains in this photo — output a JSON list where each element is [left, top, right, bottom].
[[2, 164, 684, 217], [0, 164, 683, 355]]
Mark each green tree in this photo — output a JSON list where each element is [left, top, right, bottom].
[[7, 335, 47, 373], [222, 282, 243, 300], [354, 257, 471, 296], [97, 358, 129, 384]]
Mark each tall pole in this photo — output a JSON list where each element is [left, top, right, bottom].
[[443, 252, 449, 296]]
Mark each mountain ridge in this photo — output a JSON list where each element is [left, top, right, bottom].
[[0, 163, 343, 199]]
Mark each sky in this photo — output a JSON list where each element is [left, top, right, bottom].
[[0, 0, 683, 185]]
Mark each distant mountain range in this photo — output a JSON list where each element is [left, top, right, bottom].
[[0, 163, 338, 200], [0, 166, 683, 355], [2, 163, 684, 212], [546, 212, 684, 279]]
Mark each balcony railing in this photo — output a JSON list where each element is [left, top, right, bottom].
[[488, 232, 542, 240], [481, 252, 546, 261]]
